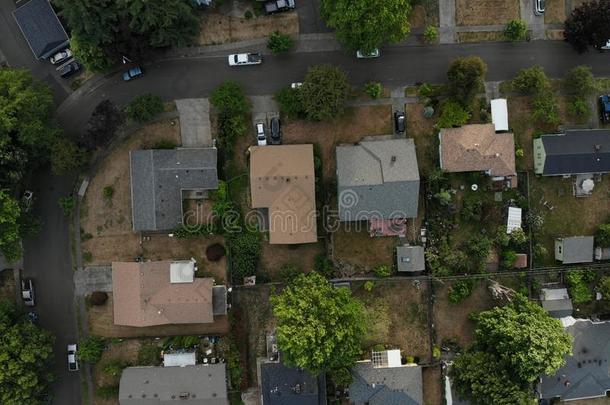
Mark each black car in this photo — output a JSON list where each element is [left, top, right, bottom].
[[269, 117, 282, 144], [264, 0, 295, 14], [599, 95, 610, 123], [394, 110, 406, 134], [58, 61, 81, 78]]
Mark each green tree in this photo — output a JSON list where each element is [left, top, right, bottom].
[[437, 101, 471, 128], [503, 19, 527, 41], [448, 279, 475, 304], [210, 81, 251, 117], [0, 301, 54, 404], [320, 0, 411, 53], [301, 64, 350, 121], [54, 0, 119, 45], [50, 138, 89, 176], [70, 34, 114, 72], [275, 87, 306, 118], [501, 250, 518, 269], [512, 66, 549, 95], [229, 232, 260, 281], [597, 276, 610, 299], [125, 94, 165, 123], [596, 223, 610, 247], [564, 0, 610, 53], [79, 335, 106, 363], [564, 65, 596, 96], [446, 56, 487, 106], [569, 98, 590, 119], [0, 191, 22, 262], [532, 92, 560, 125], [374, 264, 391, 278], [364, 81, 382, 99], [509, 227, 528, 246], [271, 272, 366, 374], [565, 271, 594, 304], [267, 31, 294, 54], [423, 25, 439, 44]]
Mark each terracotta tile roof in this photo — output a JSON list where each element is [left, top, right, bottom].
[[112, 261, 214, 327], [439, 124, 516, 177], [249, 145, 317, 244]]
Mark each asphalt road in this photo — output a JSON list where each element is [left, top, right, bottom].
[[58, 40, 610, 137]]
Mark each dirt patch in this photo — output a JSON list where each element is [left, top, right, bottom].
[[93, 340, 142, 405], [546, 29, 565, 40], [352, 280, 430, 361], [198, 12, 298, 45], [259, 241, 324, 280], [409, 0, 440, 27], [568, 398, 610, 405], [409, 5, 428, 28], [406, 103, 438, 176], [423, 366, 443, 405], [457, 31, 505, 43], [332, 223, 398, 272], [88, 294, 229, 338], [545, 0, 566, 23], [456, 0, 519, 26]]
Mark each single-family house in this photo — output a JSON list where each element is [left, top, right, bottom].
[[490, 98, 509, 132], [259, 362, 326, 405], [13, 0, 69, 59], [439, 123, 517, 187], [129, 148, 218, 232], [534, 130, 610, 176], [396, 245, 425, 273], [349, 349, 423, 405], [539, 320, 610, 402], [111, 260, 227, 327], [336, 137, 420, 235], [249, 144, 317, 244], [540, 288, 573, 318], [555, 236, 594, 264], [119, 363, 228, 404]]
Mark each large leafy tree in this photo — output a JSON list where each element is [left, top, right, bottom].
[[564, 0, 610, 53], [0, 301, 54, 404], [53, 0, 119, 45], [271, 272, 366, 375], [81, 100, 125, 150], [320, 0, 411, 53], [301, 64, 349, 121], [0, 191, 22, 262], [446, 56, 487, 107]]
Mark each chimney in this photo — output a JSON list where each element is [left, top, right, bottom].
[[595, 144, 602, 151]]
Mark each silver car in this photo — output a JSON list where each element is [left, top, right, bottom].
[[534, 0, 545, 15], [21, 278, 35, 307], [67, 344, 79, 371]]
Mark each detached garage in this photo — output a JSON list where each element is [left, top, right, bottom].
[[491, 98, 509, 132], [13, 0, 69, 59]]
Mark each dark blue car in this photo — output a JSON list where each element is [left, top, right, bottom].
[[123, 66, 143, 81], [599, 95, 610, 123]]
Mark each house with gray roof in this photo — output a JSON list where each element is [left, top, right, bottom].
[[396, 245, 425, 273], [129, 148, 218, 232], [119, 363, 228, 404], [13, 0, 69, 59], [555, 236, 594, 264], [336, 137, 420, 222], [540, 288, 573, 318], [539, 320, 610, 402], [260, 362, 326, 405]]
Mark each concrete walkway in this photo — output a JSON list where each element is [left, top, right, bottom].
[[439, 0, 457, 44], [73, 266, 112, 297], [176, 98, 212, 147]]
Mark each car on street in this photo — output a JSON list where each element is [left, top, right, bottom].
[[291, 82, 303, 89], [256, 122, 267, 146], [602, 40, 610, 50], [58, 61, 81, 78], [394, 110, 406, 134], [50, 49, 72, 65], [356, 48, 380, 59], [264, 0, 295, 14], [534, 0, 545, 15], [22, 190, 34, 212], [228, 53, 262, 66], [21, 278, 35, 307], [599, 95, 610, 123], [67, 344, 79, 371], [123, 66, 143, 81], [269, 117, 282, 144]]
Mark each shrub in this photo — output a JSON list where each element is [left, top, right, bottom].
[[244, 10, 253, 19], [533, 244, 548, 261], [564, 65, 596, 96], [267, 31, 294, 54], [137, 343, 162, 366], [103, 360, 126, 377], [446, 56, 487, 107], [515, 148, 524, 157], [532, 91, 559, 125], [210, 81, 250, 116], [314, 253, 335, 278], [565, 271, 593, 304], [96, 385, 119, 399], [83, 251, 93, 263], [509, 228, 528, 246], [364, 81, 382, 99], [405, 355, 415, 364], [88, 291, 108, 306], [205, 243, 226, 261], [434, 189, 452, 206], [448, 279, 475, 304], [275, 87, 305, 118], [433, 346, 441, 359], [50, 137, 89, 175], [468, 235, 492, 261], [374, 265, 391, 278], [504, 19, 527, 41], [152, 139, 177, 149], [364, 280, 375, 292], [423, 25, 439, 43], [598, 276, 610, 300], [229, 232, 261, 282], [280, 264, 301, 283], [437, 101, 470, 128], [596, 223, 610, 247], [569, 97, 590, 118], [79, 336, 105, 363], [103, 186, 114, 200], [125, 94, 164, 123], [501, 250, 518, 269], [58, 196, 76, 216], [512, 66, 549, 95]]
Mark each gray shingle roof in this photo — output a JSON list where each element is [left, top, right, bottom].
[[130, 148, 218, 232], [396, 245, 425, 272], [557, 237, 594, 264], [212, 285, 227, 316], [336, 137, 420, 221], [539, 130, 610, 175], [119, 364, 228, 404], [13, 0, 69, 59], [349, 361, 423, 405], [540, 320, 610, 401], [260, 362, 326, 405]]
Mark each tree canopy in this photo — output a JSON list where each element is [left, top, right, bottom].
[[271, 272, 366, 375], [0, 301, 54, 404], [0, 191, 22, 262], [564, 0, 610, 53], [301, 64, 350, 121], [446, 56, 487, 107], [320, 0, 411, 53]]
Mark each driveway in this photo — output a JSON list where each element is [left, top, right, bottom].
[[74, 266, 113, 297], [296, 0, 331, 34], [176, 98, 213, 147]]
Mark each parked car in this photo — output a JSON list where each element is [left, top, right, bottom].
[[228, 53, 262, 66], [67, 344, 79, 372], [264, 0, 295, 14], [22, 190, 34, 212], [256, 122, 267, 146], [600, 95, 610, 123], [21, 278, 35, 307], [269, 117, 282, 144], [394, 110, 406, 134], [356, 48, 380, 59], [602, 40, 610, 50], [123, 66, 143, 81], [534, 0, 545, 15], [58, 61, 81, 78], [291, 82, 303, 89], [50, 48, 72, 65]]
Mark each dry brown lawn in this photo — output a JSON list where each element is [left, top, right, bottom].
[[93, 340, 142, 405], [198, 13, 298, 45], [546, 29, 565, 40], [406, 103, 438, 176], [332, 223, 398, 273], [507, 96, 536, 171], [259, 241, 324, 280], [423, 366, 443, 405], [456, 0, 519, 26], [88, 294, 229, 338], [569, 399, 610, 405], [409, 5, 428, 28], [457, 31, 505, 43], [545, 0, 566, 23]]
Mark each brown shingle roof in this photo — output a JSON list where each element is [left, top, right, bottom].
[[112, 261, 214, 327], [439, 124, 516, 177], [249, 145, 317, 244]]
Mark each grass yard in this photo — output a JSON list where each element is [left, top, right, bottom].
[[352, 279, 430, 361], [545, 0, 567, 24], [423, 366, 443, 405], [457, 31, 505, 43], [406, 103, 438, 176], [259, 241, 325, 281], [0, 270, 15, 303], [332, 223, 398, 274], [530, 175, 610, 266], [198, 12, 298, 45], [455, 0, 519, 26], [92, 339, 142, 405]]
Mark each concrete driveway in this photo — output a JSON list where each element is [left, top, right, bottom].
[[176, 98, 213, 147], [74, 266, 113, 297]]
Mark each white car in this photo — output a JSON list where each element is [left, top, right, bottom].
[[50, 49, 72, 65], [67, 344, 79, 371], [534, 0, 545, 15], [228, 53, 262, 66], [602, 39, 610, 50], [356, 48, 380, 59], [291, 82, 303, 89], [256, 122, 267, 146], [21, 278, 35, 307]]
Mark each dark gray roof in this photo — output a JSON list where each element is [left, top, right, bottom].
[[396, 245, 425, 272], [130, 148, 218, 232], [541, 299, 573, 318], [260, 362, 326, 405], [212, 285, 227, 316], [540, 320, 610, 401], [13, 0, 69, 59], [336, 137, 420, 221], [119, 364, 228, 404], [540, 130, 610, 175], [558, 237, 594, 264], [349, 362, 423, 405]]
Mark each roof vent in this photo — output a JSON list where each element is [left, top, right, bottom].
[[179, 392, 190, 399], [391, 156, 397, 163], [495, 153, 500, 157], [292, 384, 302, 394], [595, 144, 602, 151]]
